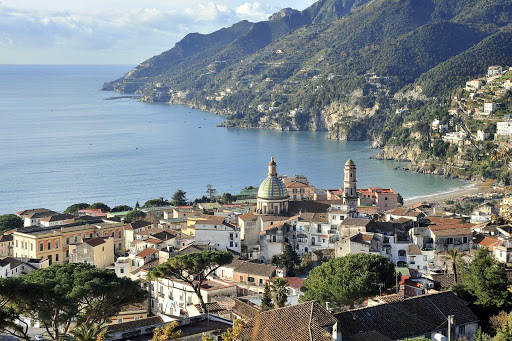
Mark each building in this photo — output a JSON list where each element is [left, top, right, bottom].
[[194, 217, 241, 253], [488, 65, 503, 77], [497, 121, 512, 136], [335, 292, 478, 340], [358, 187, 398, 212], [240, 301, 340, 341], [17, 208, 59, 227], [443, 131, 467, 143], [39, 214, 75, 227], [465, 79, 483, 90], [484, 102, 497, 113], [69, 237, 114, 269], [0, 257, 36, 278], [493, 238, 512, 264], [0, 234, 14, 257], [256, 157, 290, 215], [232, 261, 280, 295], [476, 130, 489, 141]]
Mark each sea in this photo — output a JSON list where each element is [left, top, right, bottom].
[[0, 65, 467, 214]]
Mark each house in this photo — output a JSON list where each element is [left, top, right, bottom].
[[108, 304, 149, 325], [476, 130, 489, 141], [386, 208, 425, 225], [335, 233, 381, 258], [335, 291, 479, 340], [406, 244, 434, 273], [187, 302, 232, 319], [465, 79, 483, 90], [488, 65, 503, 77], [150, 277, 236, 318], [497, 122, 512, 136], [357, 187, 399, 212], [403, 277, 436, 298], [69, 237, 114, 269], [484, 102, 497, 113], [39, 214, 75, 227], [239, 301, 340, 341], [470, 203, 496, 223], [194, 217, 241, 253], [17, 208, 58, 227], [284, 181, 315, 200], [0, 257, 37, 278], [443, 131, 467, 143], [0, 234, 14, 257], [124, 220, 155, 249], [493, 238, 512, 264], [428, 222, 473, 252], [232, 261, 280, 295], [338, 218, 372, 238]]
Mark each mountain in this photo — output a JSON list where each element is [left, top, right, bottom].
[[103, 0, 512, 145]]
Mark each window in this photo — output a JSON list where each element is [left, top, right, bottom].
[[463, 236, 468, 243], [47, 242, 51, 250], [66, 237, 70, 245], [31, 243, 33, 251], [240, 276, 244, 282], [385, 197, 388, 201], [118, 231, 122, 238], [398, 250, 406, 257], [259, 278, 263, 286], [15, 241, 18, 248], [120, 268, 124, 274], [102, 246, 104, 251], [272, 235, 277, 242], [55, 254, 59, 262], [248, 277, 255, 283], [40, 243, 43, 251], [423, 255, 427, 261], [55, 240, 59, 248], [230, 241, 233, 247], [111, 232, 114, 237], [117, 318, 123, 323], [66, 249, 69, 257], [447, 238, 454, 244], [74, 236, 78, 243], [119, 243, 122, 250], [458, 326, 465, 335]]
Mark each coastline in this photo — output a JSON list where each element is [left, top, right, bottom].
[[403, 181, 497, 207]]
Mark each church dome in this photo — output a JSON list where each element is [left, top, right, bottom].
[[258, 176, 288, 199], [345, 159, 355, 166]]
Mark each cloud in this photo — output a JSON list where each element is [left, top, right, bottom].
[[235, 2, 274, 22]]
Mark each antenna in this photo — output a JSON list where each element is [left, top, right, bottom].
[[372, 282, 385, 296]]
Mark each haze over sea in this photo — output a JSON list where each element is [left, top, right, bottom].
[[0, 65, 466, 214]]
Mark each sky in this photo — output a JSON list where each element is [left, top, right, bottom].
[[0, 0, 313, 64]]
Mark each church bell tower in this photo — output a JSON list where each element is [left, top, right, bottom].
[[342, 159, 358, 217]]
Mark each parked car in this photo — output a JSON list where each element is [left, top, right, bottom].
[[34, 335, 45, 341]]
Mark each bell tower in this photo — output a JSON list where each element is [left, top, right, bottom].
[[342, 159, 358, 217]]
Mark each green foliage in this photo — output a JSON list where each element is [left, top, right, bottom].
[[111, 205, 133, 213], [143, 198, 171, 208], [0, 214, 23, 234], [63, 323, 106, 341], [0, 277, 30, 340], [124, 210, 146, 223], [88, 203, 110, 212], [172, 190, 187, 206], [300, 253, 395, 309], [261, 283, 274, 311], [148, 251, 233, 314], [270, 278, 288, 308], [0, 263, 146, 339], [494, 313, 512, 341], [64, 203, 90, 215], [221, 193, 234, 204], [397, 193, 404, 206], [461, 247, 512, 311], [271, 244, 301, 276]]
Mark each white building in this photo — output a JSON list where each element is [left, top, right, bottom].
[[476, 130, 489, 141], [484, 102, 497, 113], [465, 79, 483, 90], [194, 218, 241, 253], [488, 65, 503, 77], [0, 257, 37, 278], [497, 121, 512, 136], [443, 131, 467, 143]]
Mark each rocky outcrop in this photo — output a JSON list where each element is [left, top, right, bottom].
[[372, 144, 422, 162]]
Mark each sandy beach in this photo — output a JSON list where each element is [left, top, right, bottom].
[[403, 181, 501, 207]]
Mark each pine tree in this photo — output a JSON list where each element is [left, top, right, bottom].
[[261, 283, 274, 311]]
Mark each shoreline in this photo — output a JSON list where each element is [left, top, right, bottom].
[[403, 181, 498, 207]]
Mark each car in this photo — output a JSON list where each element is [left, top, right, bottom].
[[34, 335, 45, 341]]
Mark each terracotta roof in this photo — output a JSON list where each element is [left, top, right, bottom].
[[17, 208, 56, 218], [407, 244, 423, 256], [193, 302, 230, 316], [136, 248, 159, 258], [233, 261, 277, 278], [240, 301, 337, 341], [195, 216, 226, 225], [474, 234, 500, 250], [84, 237, 106, 247], [258, 215, 290, 222], [427, 217, 475, 229], [130, 258, 161, 276], [238, 212, 257, 222], [429, 273, 459, 290], [143, 238, 164, 245], [378, 294, 405, 304], [39, 214, 74, 222], [430, 228, 473, 237], [285, 181, 311, 188], [350, 233, 374, 245], [233, 298, 261, 320], [335, 291, 478, 340], [390, 208, 423, 217], [221, 257, 246, 270], [106, 316, 163, 333], [342, 218, 371, 227], [285, 277, 304, 290]]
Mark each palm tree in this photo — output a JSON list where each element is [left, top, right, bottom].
[[445, 249, 461, 284], [60, 324, 105, 341], [270, 278, 288, 308]]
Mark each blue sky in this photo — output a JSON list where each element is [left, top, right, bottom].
[[0, 0, 313, 64]]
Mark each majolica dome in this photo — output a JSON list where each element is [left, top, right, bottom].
[[258, 176, 288, 199], [257, 157, 289, 200]]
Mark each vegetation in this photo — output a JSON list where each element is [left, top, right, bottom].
[[300, 253, 395, 309], [143, 198, 171, 208], [261, 283, 274, 311], [148, 251, 233, 314], [0, 263, 146, 340], [220, 319, 246, 341], [271, 244, 301, 276], [88, 203, 110, 213], [124, 210, 147, 223], [111, 205, 133, 212], [0, 214, 23, 234], [151, 321, 182, 341], [64, 203, 90, 215], [172, 190, 187, 206], [444, 249, 462, 284], [270, 278, 288, 308]]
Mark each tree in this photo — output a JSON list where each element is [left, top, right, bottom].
[[221, 193, 234, 204], [135, 201, 140, 209], [0, 214, 23, 234], [495, 313, 512, 341], [271, 244, 300, 276], [0, 277, 30, 340], [172, 190, 187, 206], [63, 323, 105, 341], [397, 193, 404, 206], [148, 251, 232, 313], [124, 210, 146, 223], [300, 254, 395, 309], [472, 327, 492, 341], [261, 283, 274, 311], [461, 247, 512, 311], [88, 203, 110, 213], [143, 198, 170, 208], [151, 321, 182, 341], [270, 278, 288, 308], [444, 248, 461, 284], [64, 203, 90, 216], [220, 319, 246, 341], [111, 205, 133, 213], [4, 263, 147, 339]]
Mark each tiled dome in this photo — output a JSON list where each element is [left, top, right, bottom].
[[258, 176, 288, 199]]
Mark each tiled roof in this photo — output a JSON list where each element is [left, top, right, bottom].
[[17, 208, 56, 218], [125, 220, 152, 231], [344, 331, 393, 341], [233, 261, 277, 278], [195, 216, 226, 225], [350, 233, 374, 245], [474, 234, 500, 250], [0, 257, 23, 268], [289, 201, 331, 215], [378, 294, 405, 304], [84, 237, 106, 247], [106, 316, 163, 333], [285, 277, 304, 290], [221, 257, 246, 270], [430, 228, 472, 237], [0, 234, 13, 242], [193, 302, 230, 316], [238, 212, 257, 222], [130, 258, 161, 276], [258, 215, 290, 222], [40, 214, 74, 222], [429, 273, 459, 290], [342, 218, 371, 227], [136, 248, 159, 258], [240, 301, 337, 341], [233, 298, 261, 320], [143, 238, 164, 245], [285, 181, 311, 188], [407, 244, 423, 256], [335, 292, 478, 340]]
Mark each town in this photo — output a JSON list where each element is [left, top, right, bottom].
[[1, 156, 512, 341]]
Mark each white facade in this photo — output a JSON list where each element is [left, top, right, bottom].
[[488, 65, 503, 77], [476, 130, 489, 141], [194, 222, 241, 253], [443, 131, 467, 143], [496, 121, 512, 136], [484, 102, 496, 113]]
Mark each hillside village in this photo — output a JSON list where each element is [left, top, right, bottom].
[[1, 158, 512, 340]]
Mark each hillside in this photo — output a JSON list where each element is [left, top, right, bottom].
[[103, 0, 512, 180]]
